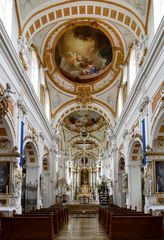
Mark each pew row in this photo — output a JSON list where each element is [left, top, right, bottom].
[[1, 216, 54, 240], [14, 212, 59, 234], [109, 214, 163, 240]]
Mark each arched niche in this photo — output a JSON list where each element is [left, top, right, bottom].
[[21, 141, 39, 212], [128, 139, 144, 211], [41, 156, 50, 208], [117, 155, 126, 207]]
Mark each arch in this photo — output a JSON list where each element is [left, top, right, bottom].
[[23, 141, 39, 165], [128, 138, 143, 163], [52, 98, 116, 129], [22, 1, 145, 41]]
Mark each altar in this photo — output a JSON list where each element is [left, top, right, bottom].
[[148, 205, 164, 216], [77, 184, 92, 203], [79, 196, 90, 204]]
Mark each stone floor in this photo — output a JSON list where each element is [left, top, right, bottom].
[[55, 214, 109, 240]]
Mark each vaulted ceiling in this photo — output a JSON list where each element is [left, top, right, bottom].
[[15, 0, 150, 160]]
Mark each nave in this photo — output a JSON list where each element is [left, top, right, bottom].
[[0, 1, 164, 239], [55, 214, 108, 240]]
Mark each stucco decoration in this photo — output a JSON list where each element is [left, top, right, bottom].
[[18, 0, 48, 20], [144, 162, 152, 196], [48, 82, 73, 110], [123, 0, 147, 17]]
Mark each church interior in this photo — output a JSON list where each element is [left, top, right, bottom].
[[0, 0, 164, 239]]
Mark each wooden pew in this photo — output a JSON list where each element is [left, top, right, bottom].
[[1, 216, 54, 240], [14, 212, 59, 234], [105, 210, 150, 234], [109, 214, 163, 240], [35, 207, 64, 229]]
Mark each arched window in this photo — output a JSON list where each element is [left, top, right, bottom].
[[128, 48, 136, 91], [122, 65, 128, 105], [0, 0, 6, 22], [31, 50, 39, 96], [117, 86, 123, 117], [40, 67, 46, 106], [122, 65, 127, 84], [0, 0, 13, 37], [45, 89, 50, 121], [153, 0, 164, 33]]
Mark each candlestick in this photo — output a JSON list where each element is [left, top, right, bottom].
[[6, 185, 8, 194], [157, 183, 159, 193]]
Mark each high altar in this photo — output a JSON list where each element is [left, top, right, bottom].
[[78, 168, 92, 198], [78, 184, 91, 197]]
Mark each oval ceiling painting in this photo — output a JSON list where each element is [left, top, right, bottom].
[[55, 25, 113, 83], [63, 110, 105, 133]]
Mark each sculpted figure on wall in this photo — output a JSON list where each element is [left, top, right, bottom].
[[122, 170, 128, 192], [144, 163, 152, 196]]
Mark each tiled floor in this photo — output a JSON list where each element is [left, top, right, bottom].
[[55, 214, 109, 240]]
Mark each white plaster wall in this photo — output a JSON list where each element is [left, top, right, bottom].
[[11, 2, 19, 55]]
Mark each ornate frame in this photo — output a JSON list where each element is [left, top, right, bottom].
[[154, 159, 164, 194], [0, 161, 12, 195]]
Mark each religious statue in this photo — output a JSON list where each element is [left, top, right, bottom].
[[0, 83, 15, 102], [122, 170, 128, 192], [0, 83, 15, 117], [143, 163, 152, 196]]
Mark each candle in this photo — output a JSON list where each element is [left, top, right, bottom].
[[6, 185, 8, 194], [157, 183, 159, 193]]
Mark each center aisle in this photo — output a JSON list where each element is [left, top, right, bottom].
[[55, 214, 109, 240]]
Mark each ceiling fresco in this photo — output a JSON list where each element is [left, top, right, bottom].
[[55, 25, 113, 84], [63, 110, 105, 133]]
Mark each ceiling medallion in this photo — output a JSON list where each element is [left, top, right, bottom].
[[44, 20, 124, 95]]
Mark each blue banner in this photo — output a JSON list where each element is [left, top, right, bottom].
[[19, 121, 24, 167], [141, 119, 146, 165]]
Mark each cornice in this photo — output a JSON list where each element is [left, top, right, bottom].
[[0, 20, 53, 139], [115, 17, 164, 135], [0, 153, 20, 158]]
